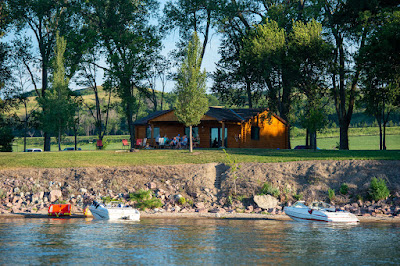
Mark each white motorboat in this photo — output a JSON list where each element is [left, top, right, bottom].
[[284, 201, 359, 223], [89, 201, 140, 221]]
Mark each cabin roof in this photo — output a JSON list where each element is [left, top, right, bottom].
[[133, 107, 287, 125]]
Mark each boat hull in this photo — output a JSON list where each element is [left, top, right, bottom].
[[284, 207, 359, 223], [89, 204, 140, 221]]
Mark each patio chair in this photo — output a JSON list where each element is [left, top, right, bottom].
[[122, 139, 129, 149], [135, 139, 142, 149], [96, 139, 103, 150], [141, 138, 148, 149], [157, 137, 165, 149]]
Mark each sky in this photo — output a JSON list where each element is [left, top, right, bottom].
[[2, 1, 222, 95]]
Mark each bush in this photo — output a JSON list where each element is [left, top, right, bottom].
[[369, 177, 390, 201], [293, 194, 303, 201], [101, 196, 114, 204], [129, 189, 152, 202], [259, 182, 280, 198], [129, 189, 162, 210], [340, 183, 349, 195], [328, 188, 335, 202], [178, 197, 186, 205], [0, 117, 14, 152], [135, 198, 163, 210]]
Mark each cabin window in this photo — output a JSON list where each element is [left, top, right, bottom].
[[185, 127, 199, 138], [146, 126, 160, 139], [251, 126, 260, 140]]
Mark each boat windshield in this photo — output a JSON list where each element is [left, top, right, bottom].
[[309, 202, 333, 209], [292, 201, 307, 208]]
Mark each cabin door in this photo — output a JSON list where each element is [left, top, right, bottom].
[[210, 128, 227, 148]]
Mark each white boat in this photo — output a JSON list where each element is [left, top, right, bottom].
[[284, 201, 359, 223], [89, 201, 140, 221]]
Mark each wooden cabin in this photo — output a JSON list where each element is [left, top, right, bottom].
[[133, 107, 289, 149]]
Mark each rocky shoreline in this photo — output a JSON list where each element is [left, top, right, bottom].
[[0, 160, 400, 221]]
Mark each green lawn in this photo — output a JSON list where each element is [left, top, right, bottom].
[[13, 132, 400, 152], [1, 149, 400, 169], [292, 134, 400, 150]]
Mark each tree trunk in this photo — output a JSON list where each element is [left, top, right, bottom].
[[383, 121, 387, 150], [189, 125, 193, 153], [58, 128, 61, 151], [339, 123, 349, 150], [23, 122, 27, 152], [24, 103, 28, 152], [306, 129, 309, 148], [42, 62, 51, 152], [126, 102, 135, 150], [44, 132, 51, 152], [378, 120, 382, 150], [310, 131, 317, 151], [74, 125, 78, 151], [246, 78, 252, 108]]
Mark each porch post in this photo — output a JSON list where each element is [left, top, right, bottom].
[[150, 124, 154, 146], [221, 121, 225, 148]]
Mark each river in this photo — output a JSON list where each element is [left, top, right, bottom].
[[0, 218, 399, 265]]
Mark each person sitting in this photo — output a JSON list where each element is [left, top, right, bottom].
[[212, 138, 218, 148], [181, 135, 188, 148], [170, 137, 177, 148], [175, 137, 182, 149]]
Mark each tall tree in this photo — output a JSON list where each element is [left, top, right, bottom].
[[76, 49, 113, 145], [37, 33, 76, 151], [289, 20, 333, 149], [7, 0, 81, 151], [174, 32, 209, 153], [82, 0, 161, 149], [359, 10, 400, 150]]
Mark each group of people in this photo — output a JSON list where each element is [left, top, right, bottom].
[[157, 134, 198, 149]]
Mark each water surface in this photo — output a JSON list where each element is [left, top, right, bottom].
[[0, 218, 399, 264]]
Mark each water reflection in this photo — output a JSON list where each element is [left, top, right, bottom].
[[0, 218, 399, 265]]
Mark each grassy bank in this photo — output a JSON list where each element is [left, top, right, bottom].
[[12, 126, 400, 152], [292, 134, 400, 150], [1, 149, 399, 169]]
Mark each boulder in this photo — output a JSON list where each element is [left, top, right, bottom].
[[194, 202, 205, 209], [49, 189, 62, 202], [253, 195, 279, 210], [195, 208, 208, 213], [148, 182, 157, 190], [209, 207, 226, 214]]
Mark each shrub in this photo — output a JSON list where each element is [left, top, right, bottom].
[[293, 194, 303, 201], [101, 196, 113, 203], [129, 189, 162, 210], [178, 197, 186, 205], [0, 117, 14, 152], [236, 195, 245, 202], [129, 189, 152, 202], [259, 182, 280, 198], [340, 183, 349, 195], [136, 198, 163, 210], [369, 177, 390, 201], [328, 188, 335, 202]]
